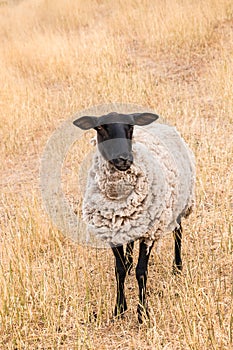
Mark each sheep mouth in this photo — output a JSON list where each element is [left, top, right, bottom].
[[115, 164, 132, 172], [110, 160, 133, 172]]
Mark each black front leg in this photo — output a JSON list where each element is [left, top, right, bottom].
[[173, 223, 183, 274], [112, 245, 127, 317], [136, 240, 154, 323]]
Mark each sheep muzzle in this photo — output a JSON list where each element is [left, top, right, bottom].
[[97, 138, 133, 172]]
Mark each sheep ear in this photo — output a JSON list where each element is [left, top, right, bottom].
[[73, 116, 98, 130], [132, 113, 159, 126]]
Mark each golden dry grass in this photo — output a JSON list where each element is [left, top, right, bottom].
[[0, 0, 233, 349]]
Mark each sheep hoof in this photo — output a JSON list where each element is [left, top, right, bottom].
[[137, 303, 150, 324], [111, 314, 124, 323], [114, 303, 127, 319], [172, 261, 183, 275]]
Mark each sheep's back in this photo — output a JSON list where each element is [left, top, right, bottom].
[[134, 123, 195, 228]]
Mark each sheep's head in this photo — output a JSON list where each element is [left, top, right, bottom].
[[73, 112, 159, 171]]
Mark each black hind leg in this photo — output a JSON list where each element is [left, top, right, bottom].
[[173, 222, 183, 274]]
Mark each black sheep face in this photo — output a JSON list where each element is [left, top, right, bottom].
[[94, 122, 134, 171], [73, 112, 159, 172]]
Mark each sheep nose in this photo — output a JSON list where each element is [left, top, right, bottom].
[[119, 154, 133, 162], [112, 154, 133, 171]]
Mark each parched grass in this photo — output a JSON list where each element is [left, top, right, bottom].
[[0, 0, 233, 349]]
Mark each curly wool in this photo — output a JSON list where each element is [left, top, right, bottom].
[[82, 123, 195, 247]]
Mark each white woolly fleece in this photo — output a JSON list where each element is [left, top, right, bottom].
[[82, 123, 195, 247]]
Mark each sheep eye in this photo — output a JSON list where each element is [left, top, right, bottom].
[[95, 125, 107, 138], [127, 125, 134, 137]]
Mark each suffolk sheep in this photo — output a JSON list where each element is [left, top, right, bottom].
[[73, 112, 195, 323]]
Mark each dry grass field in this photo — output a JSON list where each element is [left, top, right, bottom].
[[0, 0, 233, 349]]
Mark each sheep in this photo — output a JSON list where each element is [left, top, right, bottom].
[[73, 112, 195, 323]]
